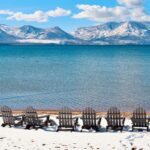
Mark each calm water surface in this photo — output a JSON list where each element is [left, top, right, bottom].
[[0, 45, 150, 111]]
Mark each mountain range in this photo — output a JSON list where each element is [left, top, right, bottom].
[[0, 21, 150, 45]]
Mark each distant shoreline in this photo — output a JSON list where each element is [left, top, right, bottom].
[[10, 109, 150, 118], [0, 43, 150, 46]]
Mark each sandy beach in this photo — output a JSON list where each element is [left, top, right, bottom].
[[0, 110, 150, 150], [11, 109, 145, 118]]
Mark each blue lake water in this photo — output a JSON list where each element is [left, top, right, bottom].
[[0, 45, 150, 111]]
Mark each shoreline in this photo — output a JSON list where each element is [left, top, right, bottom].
[[10, 109, 150, 118]]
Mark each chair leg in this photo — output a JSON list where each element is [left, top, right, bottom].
[[94, 126, 99, 132], [1, 123, 6, 127], [121, 127, 123, 132], [45, 116, 50, 126], [26, 124, 31, 129], [56, 126, 59, 132], [147, 126, 149, 131], [35, 126, 39, 130], [21, 120, 23, 126], [106, 126, 109, 132], [44, 121, 48, 127], [71, 128, 74, 132]]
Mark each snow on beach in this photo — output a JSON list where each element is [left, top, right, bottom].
[[0, 116, 150, 150]]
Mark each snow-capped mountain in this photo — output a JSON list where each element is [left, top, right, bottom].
[[73, 21, 150, 44], [0, 24, 78, 44], [0, 28, 18, 43], [0, 22, 150, 44]]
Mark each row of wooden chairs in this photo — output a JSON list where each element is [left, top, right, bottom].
[[0, 106, 149, 131], [0, 106, 50, 129]]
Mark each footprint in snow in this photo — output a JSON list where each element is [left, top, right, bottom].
[[0, 137, 6, 140]]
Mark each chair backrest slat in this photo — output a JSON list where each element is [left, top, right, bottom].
[[1, 106, 14, 125], [59, 107, 73, 127], [82, 107, 97, 127], [107, 107, 122, 126], [25, 106, 39, 126], [132, 107, 147, 127]]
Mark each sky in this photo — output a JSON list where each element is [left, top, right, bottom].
[[0, 0, 150, 31]]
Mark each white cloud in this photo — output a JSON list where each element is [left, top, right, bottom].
[[73, 0, 150, 22], [73, 5, 130, 22], [117, 0, 143, 8], [0, 7, 71, 22], [131, 7, 150, 21], [46, 7, 71, 17], [7, 11, 47, 22], [0, 10, 14, 15]]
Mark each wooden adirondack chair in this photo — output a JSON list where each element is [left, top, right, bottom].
[[106, 107, 125, 131], [82, 107, 101, 131], [24, 106, 50, 129], [131, 107, 149, 131], [1, 105, 24, 127], [57, 107, 76, 131]]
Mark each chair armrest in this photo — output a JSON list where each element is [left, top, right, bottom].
[[14, 114, 24, 118], [38, 115, 50, 119], [38, 115, 50, 124], [105, 117, 125, 124], [57, 116, 78, 120], [14, 115, 25, 122], [72, 116, 79, 119], [96, 116, 100, 119], [79, 116, 83, 119]]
